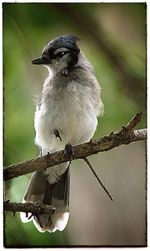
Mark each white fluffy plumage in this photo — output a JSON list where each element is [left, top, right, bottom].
[[21, 36, 104, 233]]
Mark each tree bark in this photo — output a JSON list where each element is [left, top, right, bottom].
[[4, 201, 55, 215]]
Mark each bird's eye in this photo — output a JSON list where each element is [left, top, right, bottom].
[[56, 51, 66, 58]]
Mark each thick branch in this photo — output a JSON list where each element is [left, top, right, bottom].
[[4, 201, 55, 215], [4, 113, 147, 181]]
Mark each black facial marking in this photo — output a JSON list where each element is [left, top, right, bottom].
[[53, 50, 69, 59], [68, 51, 79, 68], [33, 35, 80, 66], [43, 35, 80, 62]]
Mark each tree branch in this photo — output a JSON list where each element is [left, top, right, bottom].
[[4, 112, 147, 181], [4, 201, 55, 215]]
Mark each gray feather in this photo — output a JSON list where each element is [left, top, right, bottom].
[[21, 168, 70, 232], [24, 171, 47, 202]]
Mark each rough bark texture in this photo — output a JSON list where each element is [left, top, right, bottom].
[[4, 201, 55, 215], [4, 113, 146, 181]]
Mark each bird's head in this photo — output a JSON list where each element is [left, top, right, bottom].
[[31, 35, 80, 74]]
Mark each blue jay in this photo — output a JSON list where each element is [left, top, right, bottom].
[[20, 35, 104, 233]]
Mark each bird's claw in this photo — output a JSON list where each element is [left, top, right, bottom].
[[64, 143, 74, 160]]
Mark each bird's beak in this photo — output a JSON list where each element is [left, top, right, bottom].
[[31, 57, 50, 65]]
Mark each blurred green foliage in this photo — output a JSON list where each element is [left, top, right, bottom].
[[3, 3, 146, 247]]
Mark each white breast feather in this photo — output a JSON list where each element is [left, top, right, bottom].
[[34, 80, 99, 153]]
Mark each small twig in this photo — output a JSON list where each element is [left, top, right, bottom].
[[4, 201, 55, 215], [83, 157, 113, 201], [122, 111, 142, 132]]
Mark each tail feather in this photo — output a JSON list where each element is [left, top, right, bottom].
[[20, 167, 70, 233], [52, 168, 70, 205], [24, 171, 47, 202]]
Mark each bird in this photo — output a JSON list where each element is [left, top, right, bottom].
[[20, 34, 104, 233]]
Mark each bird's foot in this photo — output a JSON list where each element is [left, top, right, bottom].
[[64, 143, 74, 161]]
